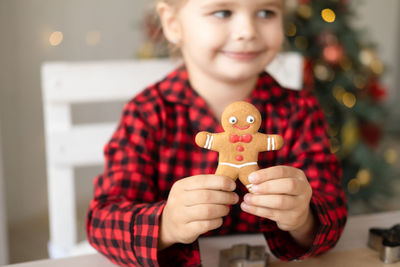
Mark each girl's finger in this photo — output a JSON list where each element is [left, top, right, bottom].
[[184, 190, 239, 206], [240, 203, 299, 226], [250, 178, 304, 195], [249, 166, 305, 184], [243, 193, 297, 210], [182, 175, 236, 192], [188, 218, 224, 234], [185, 204, 230, 222], [240, 202, 281, 221]]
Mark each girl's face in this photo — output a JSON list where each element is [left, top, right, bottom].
[[170, 0, 284, 84]]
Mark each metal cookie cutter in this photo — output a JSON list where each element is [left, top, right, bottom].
[[219, 244, 270, 267], [368, 224, 400, 264]]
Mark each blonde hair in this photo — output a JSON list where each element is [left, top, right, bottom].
[[156, 0, 186, 10], [152, 0, 186, 57]]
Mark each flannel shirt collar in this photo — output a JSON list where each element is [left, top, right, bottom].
[[158, 66, 289, 132]]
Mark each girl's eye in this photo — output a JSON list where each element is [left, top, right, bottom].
[[257, 10, 275, 19], [229, 116, 238, 124], [247, 116, 255, 124], [213, 10, 232, 18]]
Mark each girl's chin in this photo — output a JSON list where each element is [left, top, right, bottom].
[[215, 71, 263, 84]]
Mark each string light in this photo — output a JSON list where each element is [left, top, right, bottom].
[[359, 48, 374, 65], [384, 148, 398, 164], [321, 8, 336, 23], [314, 63, 332, 81], [356, 169, 372, 186], [348, 179, 360, 194], [294, 36, 308, 50], [333, 85, 345, 102], [360, 48, 385, 75], [330, 137, 340, 154], [49, 31, 63, 46], [354, 75, 367, 90], [342, 92, 356, 108], [285, 22, 297, 37], [86, 30, 101, 46], [297, 4, 313, 19], [371, 59, 384, 75], [340, 57, 352, 71], [328, 125, 339, 137], [341, 119, 359, 154]]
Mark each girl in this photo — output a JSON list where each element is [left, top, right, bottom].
[[86, 0, 347, 266]]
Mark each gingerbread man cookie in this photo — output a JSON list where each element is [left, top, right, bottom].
[[195, 101, 284, 191]]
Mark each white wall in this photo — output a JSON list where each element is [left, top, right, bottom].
[[0, 0, 399, 264], [0, 119, 9, 267], [0, 0, 150, 224], [350, 0, 400, 123], [0, 1, 13, 263], [0, 0, 149, 263]]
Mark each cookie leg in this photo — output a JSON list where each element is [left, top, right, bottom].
[[238, 165, 259, 191], [215, 165, 239, 182]]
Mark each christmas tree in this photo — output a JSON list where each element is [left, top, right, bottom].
[[284, 0, 398, 214]]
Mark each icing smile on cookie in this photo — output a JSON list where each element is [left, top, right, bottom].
[[233, 125, 250, 130]]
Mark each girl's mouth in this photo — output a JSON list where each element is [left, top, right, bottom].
[[234, 125, 250, 130], [222, 51, 260, 61]]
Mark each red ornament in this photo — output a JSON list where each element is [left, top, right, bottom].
[[323, 44, 344, 65], [360, 122, 382, 147], [367, 79, 387, 102]]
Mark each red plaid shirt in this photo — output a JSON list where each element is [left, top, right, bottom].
[[86, 67, 347, 267]]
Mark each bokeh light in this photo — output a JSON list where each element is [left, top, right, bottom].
[[321, 8, 336, 23], [49, 31, 63, 46]]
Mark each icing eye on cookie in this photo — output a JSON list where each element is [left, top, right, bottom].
[[229, 116, 238, 124], [246, 115, 255, 124]]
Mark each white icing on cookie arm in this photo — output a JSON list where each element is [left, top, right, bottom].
[[258, 134, 284, 152], [195, 131, 221, 151], [204, 134, 213, 149]]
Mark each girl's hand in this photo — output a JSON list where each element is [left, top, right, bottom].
[[241, 166, 316, 247], [159, 175, 239, 250]]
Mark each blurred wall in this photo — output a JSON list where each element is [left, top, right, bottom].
[[0, 118, 8, 265], [350, 0, 400, 127], [0, 0, 399, 264], [0, 0, 149, 263]]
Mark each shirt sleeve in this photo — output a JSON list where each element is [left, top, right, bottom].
[[261, 92, 348, 261], [86, 101, 200, 267]]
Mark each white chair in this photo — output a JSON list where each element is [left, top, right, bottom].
[[41, 59, 179, 258], [41, 53, 303, 258]]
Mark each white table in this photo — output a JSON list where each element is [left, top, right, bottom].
[[4, 210, 400, 267]]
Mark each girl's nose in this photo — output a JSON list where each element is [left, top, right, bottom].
[[233, 15, 257, 41]]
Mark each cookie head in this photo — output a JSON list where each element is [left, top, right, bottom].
[[221, 101, 262, 135]]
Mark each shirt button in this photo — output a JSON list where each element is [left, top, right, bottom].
[[235, 155, 243, 161], [237, 145, 244, 152]]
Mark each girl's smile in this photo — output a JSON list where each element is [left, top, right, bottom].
[[221, 50, 263, 61]]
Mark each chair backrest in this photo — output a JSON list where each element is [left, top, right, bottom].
[[41, 59, 179, 257], [41, 53, 303, 258]]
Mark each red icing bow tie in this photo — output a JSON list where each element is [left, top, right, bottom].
[[230, 134, 253, 143]]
